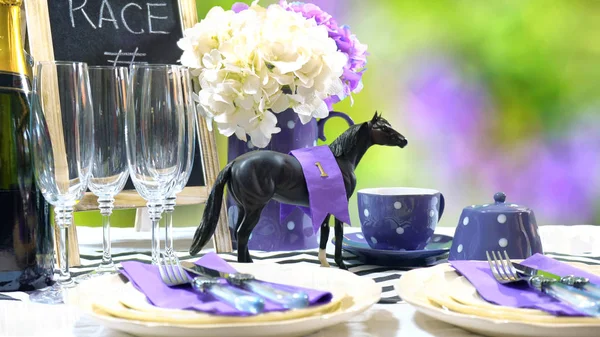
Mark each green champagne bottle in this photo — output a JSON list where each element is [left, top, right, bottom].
[[0, 0, 54, 291]]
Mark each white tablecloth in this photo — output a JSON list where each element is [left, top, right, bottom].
[[1, 225, 599, 337]]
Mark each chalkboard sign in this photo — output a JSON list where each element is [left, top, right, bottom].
[[49, 1, 184, 67], [24, 0, 233, 253]]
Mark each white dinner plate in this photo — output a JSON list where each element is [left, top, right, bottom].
[[66, 262, 380, 337], [395, 262, 600, 337]]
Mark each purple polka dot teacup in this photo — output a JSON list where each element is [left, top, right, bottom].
[[357, 187, 445, 251], [449, 192, 543, 261]]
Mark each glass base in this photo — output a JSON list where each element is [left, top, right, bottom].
[[74, 263, 119, 283], [28, 281, 76, 305]]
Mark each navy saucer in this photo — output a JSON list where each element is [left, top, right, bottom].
[[334, 232, 452, 267]]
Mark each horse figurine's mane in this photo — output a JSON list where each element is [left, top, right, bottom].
[[329, 123, 366, 158]]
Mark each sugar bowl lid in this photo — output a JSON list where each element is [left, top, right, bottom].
[[467, 192, 530, 213]]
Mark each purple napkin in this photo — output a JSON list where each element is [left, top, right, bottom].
[[450, 253, 600, 316], [120, 252, 332, 316]]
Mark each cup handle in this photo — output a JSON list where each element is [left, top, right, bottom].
[[438, 193, 445, 221], [317, 111, 355, 142]]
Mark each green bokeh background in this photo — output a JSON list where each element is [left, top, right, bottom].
[[76, 0, 600, 229]]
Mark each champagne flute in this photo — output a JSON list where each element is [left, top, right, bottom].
[[75, 66, 129, 282], [29, 61, 94, 304], [125, 64, 186, 265], [163, 66, 196, 259]]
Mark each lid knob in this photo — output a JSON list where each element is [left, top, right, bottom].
[[494, 192, 506, 204]]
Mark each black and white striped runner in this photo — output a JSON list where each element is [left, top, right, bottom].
[[68, 249, 600, 304]]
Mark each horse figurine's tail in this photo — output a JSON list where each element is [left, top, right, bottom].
[[189, 162, 233, 255]]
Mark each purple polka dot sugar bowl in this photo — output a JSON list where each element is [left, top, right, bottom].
[[357, 187, 445, 251], [448, 192, 544, 261]]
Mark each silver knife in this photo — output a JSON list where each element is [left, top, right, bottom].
[[512, 262, 600, 299], [181, 261, 310, 309]]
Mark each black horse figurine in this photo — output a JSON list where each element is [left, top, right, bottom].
[[190, 112, 408, 269]]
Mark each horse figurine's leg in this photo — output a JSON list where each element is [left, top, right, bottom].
[[333, 218, 347, 270], [236, 207, 264, 263], [318, 215, 331, 267], [231, 206, 246, 259]]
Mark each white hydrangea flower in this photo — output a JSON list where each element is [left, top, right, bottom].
[[178, 1, 347, 148]]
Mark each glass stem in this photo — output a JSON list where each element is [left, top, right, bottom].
[[164, 195, 176, 257], [54, 206, 74, 286], [147, 200, 163, 265], [98, 196, 115, 269]]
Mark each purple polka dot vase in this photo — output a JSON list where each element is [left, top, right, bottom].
[[449, 192, 544, 261], [226, 108, 354, 251]]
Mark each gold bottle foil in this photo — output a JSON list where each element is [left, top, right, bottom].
[[0, 1, 28, 76], [0, 1, 23, 6]]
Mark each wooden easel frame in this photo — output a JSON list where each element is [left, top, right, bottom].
[[23, 0, 232, 266]]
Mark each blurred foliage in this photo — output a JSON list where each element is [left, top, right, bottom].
[[361, 0, 600, 134], [195, 0, 600, 227]]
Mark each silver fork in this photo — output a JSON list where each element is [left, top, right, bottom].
[[486, 251, 600, 317], [158, 255, 265, 314]]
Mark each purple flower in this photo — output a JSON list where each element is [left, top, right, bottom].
[[279, 0, 368, 110], [402, 53, 600, 225], [406, 56, 487, 135], [232, 2, 249, 13], [485, 136, 599, 225], [404, 55, 489, 182]]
